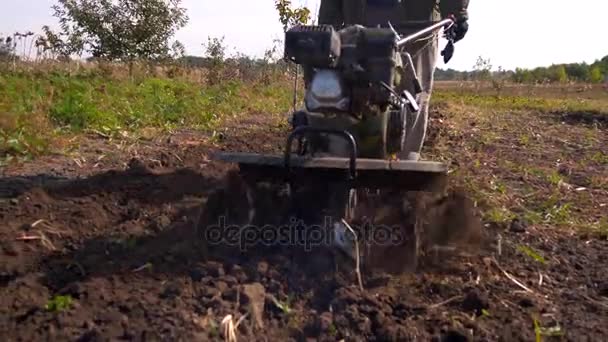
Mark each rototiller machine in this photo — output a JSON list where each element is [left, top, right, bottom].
[[197, 18, 475, 276]]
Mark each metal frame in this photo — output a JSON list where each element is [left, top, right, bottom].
[[285, 126, 358, 181]]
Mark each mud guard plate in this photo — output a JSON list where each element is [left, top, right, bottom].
[[211, 152, 447, 192]]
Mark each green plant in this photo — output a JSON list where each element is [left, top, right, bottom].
[[45, 295, 73, 312], [485, 207, 515, 224], [546, 170, 563, 187], [275, 0, 311, 32], [517, 245, 546, 264], [533, 316, 565, 340], [327, 323, 337, 336]]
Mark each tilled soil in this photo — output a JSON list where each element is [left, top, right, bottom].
[[1, 110, 607, 341]]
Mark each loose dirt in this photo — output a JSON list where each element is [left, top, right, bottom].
[[1, 109, 607, 341]]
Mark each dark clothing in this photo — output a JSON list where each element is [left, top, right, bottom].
[[318, 0, 469, 29]]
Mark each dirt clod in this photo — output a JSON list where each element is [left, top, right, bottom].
[[439, 329, 471, 342], [461, 289, 490, 316], [256, 261, 269, 276], [510, 218, 527, 233]]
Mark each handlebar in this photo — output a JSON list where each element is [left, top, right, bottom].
[[395, 18, 454, 47]]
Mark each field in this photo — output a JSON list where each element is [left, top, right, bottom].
[[1, 64, 607, 341]]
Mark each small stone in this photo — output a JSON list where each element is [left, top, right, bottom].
[[510, 218, 527, 233], [317, 312, 333, 331], [160, 282, 181, 299], [189, 267, 206, 282], [78, 329, 102, 342], [440, 329, 471, 342], [155, 215, 172, 230], [126, 158, 150, 175], [230, 265, 248, 283], [518, 297, 534, 308], [267, 279, 282, 293], [59, 283, 86, 299], [371, 310, 388, 328], [215, 281, 228, 293], [222, 275, 238, 286], [82, 320, 95, 330], [222, 288, 238, 301], [1, 241, 19, 256], [201, 286, 219, 298], [257, 261, 269, 275], [205, 262, 225, 277]]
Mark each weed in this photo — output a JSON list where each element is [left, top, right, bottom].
[[544, 202, 572, 225], [546, 170, 563, 187], [490, 179, 508, 195], [327, 323, 337, 336], [533, 316, 565, 340], [523, 210, 543, 225], [533, 317, 542, 342], [45, 295, 73, 312], [517, 245, 547, 264], [599, 218, 608, 240], [0, 63, 295, 160], [485, 207, 516, 224], [589, 151, 608, 164], [582, 218, 608, 240], [208, 320, 219, 338]]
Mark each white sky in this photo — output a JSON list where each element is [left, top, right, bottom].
[[1, 0, 606, 71]]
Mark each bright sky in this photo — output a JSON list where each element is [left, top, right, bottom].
[[1, 0, 606, 71]]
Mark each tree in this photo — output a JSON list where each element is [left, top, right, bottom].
[[564, 63, 589, 82], [275, 0, 311, 32], [50, 0, 189, 61], [472, 56, 492, 82], [589, 66, 603, 83], [553, 65, 568, 83], [0, 36, 15, 59]]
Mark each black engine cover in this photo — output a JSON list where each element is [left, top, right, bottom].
[[284, 25, 341, 68]]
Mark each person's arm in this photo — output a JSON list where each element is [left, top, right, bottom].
[[439, 0, 469, 42], [439, 0, 469, 20], [318, 0, 343, 28]]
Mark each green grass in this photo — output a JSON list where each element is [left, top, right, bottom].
[[0, 66, 295, 159], [434, 89, 608, 115], [45, 295, 73, 312]]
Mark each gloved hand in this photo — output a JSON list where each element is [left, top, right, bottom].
[[453, 16, 468, 42]]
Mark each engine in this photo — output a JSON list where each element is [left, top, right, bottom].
[[284, 24, 405, 119]]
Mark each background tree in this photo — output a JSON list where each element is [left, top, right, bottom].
[[589, 65, 603, 83], [49, 0, 189, 61], [275, 0, 311, 32], [0, 36, 16, 60]]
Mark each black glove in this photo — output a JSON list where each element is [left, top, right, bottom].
[[453, 16, 468, 42]]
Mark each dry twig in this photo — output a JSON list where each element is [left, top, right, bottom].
[[16, 231, 56, 251], [428, 295, 465, 309], [491, 257, 534, 293], [341, 219, 364, 291], [221, 315, 237, 342]]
